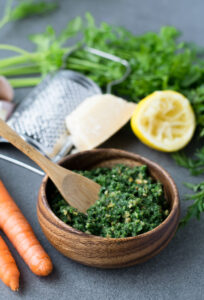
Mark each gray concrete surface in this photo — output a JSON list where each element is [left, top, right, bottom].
[[0, 0, 204, 299]]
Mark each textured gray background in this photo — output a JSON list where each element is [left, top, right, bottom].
[[0, 0, 204, 299]]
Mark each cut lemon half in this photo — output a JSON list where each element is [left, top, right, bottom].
[[131, 90, 196, 152]]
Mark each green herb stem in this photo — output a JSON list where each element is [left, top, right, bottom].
[[0, 64, 40, 76], [0, 0, 13, 30], [66, 63, 106, 74], [8, 76, 42, 88], [67, 57, 108, 71], [0, 0, 58, 30], [0, 54, 37, 69], [0, 13, 10, 30], [0, 44, 31, 56]]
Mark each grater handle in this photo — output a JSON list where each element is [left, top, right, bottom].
[[63, 45, 131, 94], [84, 47, 131, 94], [0, 154, 44, 176]]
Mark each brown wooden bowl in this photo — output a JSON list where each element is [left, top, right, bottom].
[[37, 148, 180, 268]]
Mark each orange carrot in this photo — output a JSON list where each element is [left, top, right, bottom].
[[0, 181, 53, 276], [0, 234, 20, 291]]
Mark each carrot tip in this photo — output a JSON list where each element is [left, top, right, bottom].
[[10, 285, 19, 292], [32, 258, 53, 276], [9, 277, 19, 292]]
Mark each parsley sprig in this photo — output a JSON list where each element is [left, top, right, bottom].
[[179, 182, 204, 227], [172, 147, 204, 176], [0, 0, 58, 30]]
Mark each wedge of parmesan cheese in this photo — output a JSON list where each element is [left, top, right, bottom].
[[65, 94, 136, 150]]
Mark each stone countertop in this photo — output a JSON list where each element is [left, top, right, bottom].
[[0, 0, 203, 299]]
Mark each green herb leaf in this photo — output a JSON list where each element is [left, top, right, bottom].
[[10, 1, 58, 21], [57, 16, 82, 44], [27, 16, 82, 75], [0, 0, 58, 30], [172, 147, 204, 176], [179, 181, 204, 227]]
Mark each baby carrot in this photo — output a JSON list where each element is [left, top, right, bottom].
[[0, 234, 20, 291], [0, 181, 53, 276]]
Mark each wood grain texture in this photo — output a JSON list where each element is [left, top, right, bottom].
[[0, 119, 100, 212], [37, 148, 180, 268]]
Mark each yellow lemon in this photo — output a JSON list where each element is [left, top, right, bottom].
[[131, 90, 196, 152]]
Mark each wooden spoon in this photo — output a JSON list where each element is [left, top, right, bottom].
[[0, 119, 100, 213]]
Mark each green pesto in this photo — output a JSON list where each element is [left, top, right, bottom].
[[50, 164, 169, 238]]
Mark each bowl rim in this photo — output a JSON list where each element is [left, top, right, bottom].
[[38, 148, 180, 242]]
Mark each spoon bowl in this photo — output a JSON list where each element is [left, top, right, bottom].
[[37, 148, 180, 268]]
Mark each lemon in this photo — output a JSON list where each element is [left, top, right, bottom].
[[131, 90, 196, 152]]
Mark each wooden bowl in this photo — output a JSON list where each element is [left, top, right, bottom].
[[37, 148, 180, 268]]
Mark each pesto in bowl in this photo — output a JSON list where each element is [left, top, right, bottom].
[[50, 164, 169, 238]]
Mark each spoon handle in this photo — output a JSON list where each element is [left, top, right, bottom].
[[0, 119, 58, 175]]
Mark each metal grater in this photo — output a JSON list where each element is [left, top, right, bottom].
[[5, 70, 101, 160], [0, 47, 131, 173]]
